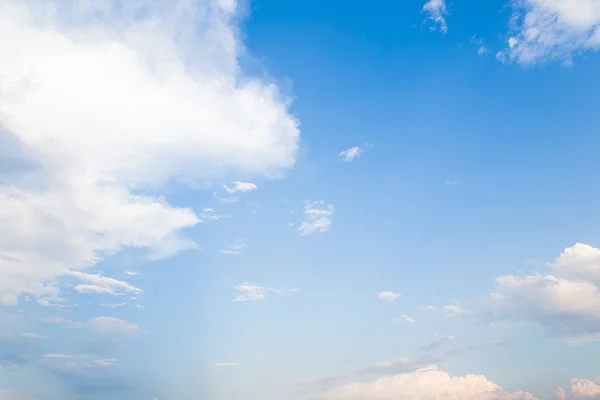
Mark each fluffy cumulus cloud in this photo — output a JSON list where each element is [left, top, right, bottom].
[[489, 243, 600, 341], [298, 201, 335, 235], [506, 0, 600, 64], [378, 291, 401, 302], [0, 0, 300, 306], [325, 365, 538, 400], [557, 377, 600, 399], [423, 0, 448, 34]]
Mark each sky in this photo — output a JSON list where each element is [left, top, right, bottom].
[[2, 0, 600, 399]]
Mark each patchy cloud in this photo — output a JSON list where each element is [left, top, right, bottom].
[[219, 239, 246, 256], [339, 147, 363, 163], [232, 283, 296, 302], [505, 0, 600, 65], [298, 201, 335, 235], [395, 315, 416, 323], [70, 271, 142, 297], [423, 0, 448, 35], [339, 143, 374, 163], [223, 181, 257, 194]]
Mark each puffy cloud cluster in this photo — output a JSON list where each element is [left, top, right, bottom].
[[423, 0, 448, 35], [325, 365, 538, 400], [489, 243, 600, 342], [0, 0, 300, 306], [557, 377, 600, 399], [298, 201, 335, 235], [506, 0, 600, 64]]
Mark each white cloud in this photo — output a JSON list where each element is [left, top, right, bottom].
[[101, 302, 127, 308], [232, 283, 296, 302], [496, 51, 508, 63], [557, 377, 600, 399], [199, 208, 225, 222], [339, 147, 363, 162], [233, 284, 268, 302], [571, 378, 600, 398], [549, 243, 600, 283], [478, 46, 488, 55], [214, 362, 241, 367], [506, 0, 600, 64], [420, 305, 435, 311], [70, 271, 142, 296], [41, 353, 117, 377], [378, 291, 401, 302], [298, 201, 335, 235], [444, 305, 470, 317], [423, 0, 448, 35], [219, 239, 246, 255], [339, 143, 374, 162], [488, 245, 600, 339], [0, 0, 299, 306], [124, 271, 140, 277], [396, 315, 416, 323], [325, 365, 538, 400], [223, 181, 257, 193]]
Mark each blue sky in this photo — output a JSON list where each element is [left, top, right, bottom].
[[2, 0, 600, 399]]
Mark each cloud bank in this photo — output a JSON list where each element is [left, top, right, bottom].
[[0, 0, 300, 306]]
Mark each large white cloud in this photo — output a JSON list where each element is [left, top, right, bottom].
[[506, 0, 600, 64], [0, 0, 300, 305], [489, 243, 600, 340], [325, 365, 538, 400]]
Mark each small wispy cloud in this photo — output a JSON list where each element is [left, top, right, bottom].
[[232, 283, 297, 303], [224, 181, 257, 194], [339, 142, 374, 162], [423, 0, 448, 35], [378, 291, 401, 302], [339, 147, 362, 162], [421, 334, 455, 351], [124, 271, 139, 277], [444, 305, 470, 317], [445, 180, 460, 187], [214, 362, 241, 367], [219, 239, 246, 256], [101, 303, 127, 308], [420, 305, 435, 311], [199, 208, 225, 222], [69, 271, 142, 297], [21, 333, 46, 339], [298, 201, 335, 235], [395, 314, 416, 323]]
